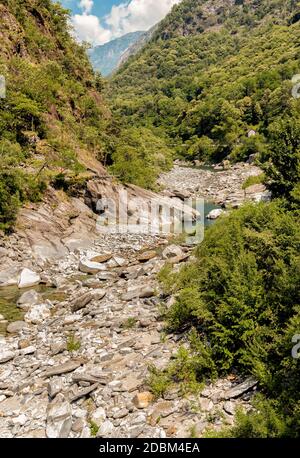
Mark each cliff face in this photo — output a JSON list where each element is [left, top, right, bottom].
[[89, 31, 145, 77]]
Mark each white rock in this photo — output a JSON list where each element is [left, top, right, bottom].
[[48, 378, 63, 398], [91, 407, 106, 427], [17, 290, 42, 311], [12, 414, 27, 426], [162, 245, 183, 259], [20, 346, 36, 355], [96, 420, 114, 437], [79, 259, 107, 274], [25, 303, 51, 325], [0, 266, 20, 287], [0, 351, 15, 364], [46, 396, 72, 438], [18, 269, 41, 289], [206, 209, 224, 220]]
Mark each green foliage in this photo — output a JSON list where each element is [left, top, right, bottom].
[[0, 0, 110, 230], [110, 0, 300, 165], [242, 173, 265, 190], [67, 334, 81, 352], [89, 421, 99, 437], [263, 115, 300, 201], [121, 317, 138, 330], [162, 201, 300, 436], [109, 126, 173, 189]]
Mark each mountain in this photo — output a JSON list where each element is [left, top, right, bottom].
[[118, 26, 158, 68], [0, 0, 111, 231], [89, 31, 144, 77], [110, 0, 300, 169]]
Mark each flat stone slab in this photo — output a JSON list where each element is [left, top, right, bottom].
[[223, 377, 257, 400], [44, 360, 83, 378]]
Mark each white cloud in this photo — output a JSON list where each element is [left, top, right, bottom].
[[72, 13, 112, 44], [71, 0, 182, 46], [79, 0, 93, 15], [106, 0, 181, 38]]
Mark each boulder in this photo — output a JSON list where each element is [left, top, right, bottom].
[[6, 321, 27, 334], [223, 377, 257, 400], [172, 190, 190, 201], [17, 289, 42, 311], [79, 259, 107, 274], [133, 392, 154, 409], [46, 395, 72, 438], [137, 251, 157, 262], [0, 350, 15, 364], [25, 303, 51, 325], [96, 420, 114, 437], [206, 209, 224, 220], [48, 378, 63, 398], [162, 245, 184, 259], [90, 254, 112, 263], [121, 286, 155, 301], [44, 360, 82, 378], [71, 289, 106, 312], [18, 269, 41, 289], [0, 266, 21, 287]]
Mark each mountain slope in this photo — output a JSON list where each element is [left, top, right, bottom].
[[110, 0, 300, 167], [89, 31, 144, 77], [0, 0, 110, 231]]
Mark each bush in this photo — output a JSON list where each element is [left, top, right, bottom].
[[161, 201, 300, 436]]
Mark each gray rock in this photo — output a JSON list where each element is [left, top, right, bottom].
[[17, 290, 42, 311], [46, 395, 72, 438], [162, 245, 183, 259], [121, 286, 155, 301], [96, 420, 114, 437], [0, 351, 15, 364], [48, 378, 63, 398], [223, 401, 236, 415], [71, 289, 106, 312], [44, 360, 83, 378], [6, 321, 26, 334], [206, 209, 224, 220], [0, 266, 20, 287], [113, 408, 129, 419], [223, 377, 257, 400]]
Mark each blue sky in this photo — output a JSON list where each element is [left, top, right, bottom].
[[60, 1, 125, 18], [58, 1, 181, 46]]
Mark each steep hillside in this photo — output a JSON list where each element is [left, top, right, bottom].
[[89, 31, 144, 77], [118, 26, 157, 68], [110, 0, 300, 171], [0, 0, 111, 232]]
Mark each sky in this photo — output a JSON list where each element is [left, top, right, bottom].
[[59, 0, 181, 46]]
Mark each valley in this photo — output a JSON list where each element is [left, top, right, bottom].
[[0, 164, 260, 438]]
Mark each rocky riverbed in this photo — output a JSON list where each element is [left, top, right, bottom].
[[0, 164, 260, 438], [159, 162, 271, 208]]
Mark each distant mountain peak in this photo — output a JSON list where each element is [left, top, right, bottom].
[[88, 31, 145, 77]]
